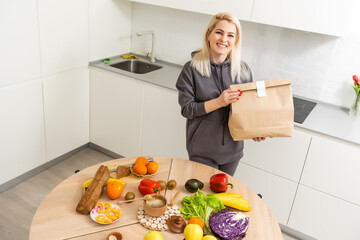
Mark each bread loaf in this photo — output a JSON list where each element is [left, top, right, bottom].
[[76, 165, 110, 214], [116, 165, 131, 178]]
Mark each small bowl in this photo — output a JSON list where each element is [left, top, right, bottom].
[[143, 194, 167, 217], [107, 231, 122, 240]]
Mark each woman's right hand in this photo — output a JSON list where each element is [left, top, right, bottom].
[[204, 88, 242, 113], [218, 88, 242, 107]]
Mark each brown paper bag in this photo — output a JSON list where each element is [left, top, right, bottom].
[[228, 78, 294, 141]]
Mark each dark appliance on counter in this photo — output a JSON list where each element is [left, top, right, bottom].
[[293, 97, 317, 124]]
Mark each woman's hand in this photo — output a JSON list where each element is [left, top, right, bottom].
[[217, 88, 241, 108], [204, 88, 242, 113], [252, 137, 266, 142]]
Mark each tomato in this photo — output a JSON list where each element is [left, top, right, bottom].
[[188, 217, 205, 230], [106, 181, 125, 200]]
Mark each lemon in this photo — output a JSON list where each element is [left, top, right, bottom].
[[184, 224, 203, 240], [202, 235, 217, 240], [143, 231, 164, 240]]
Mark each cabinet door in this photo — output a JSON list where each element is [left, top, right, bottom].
[[234, 163, 297, 225], [251, 0, 349, 36], [141, 85, 187, 159], [288, 185, 360, 239], [90, 68, 144, 157], [0, 80, 47, 185], [38, 0, 88, 75], [241, 128, 311, 182], [130, 0, 176, 8], [300, 136, 360, 206], [43, 68, 89, 161], [0, 0, 41, 87], [175, 0, 253, 21]]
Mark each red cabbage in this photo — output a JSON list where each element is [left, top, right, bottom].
[[209, 209, 249, 240]]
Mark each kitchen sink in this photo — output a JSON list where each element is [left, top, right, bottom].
[[110, 59, 162, 74]]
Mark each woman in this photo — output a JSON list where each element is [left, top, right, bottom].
[[176, 12, 265, 176]]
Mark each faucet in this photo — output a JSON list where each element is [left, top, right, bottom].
[[136, 30, 156, 63]]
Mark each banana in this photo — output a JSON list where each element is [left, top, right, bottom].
[[82, 178, 126, 194], [82, 179, 93, 194]]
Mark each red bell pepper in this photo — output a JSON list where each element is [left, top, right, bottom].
[[210, 173, 234, 193], [138, 179, 161, 196]]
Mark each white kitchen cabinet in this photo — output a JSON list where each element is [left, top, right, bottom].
[[90, 68, 144, 157], [300, 135, 360, 206], [234, 163, 298, 225], [0, 80, 47, 185], [38, 0, 88, 75], [288, 185, 360, 239], [129, 0, 176, 8], [0, 0, 42, 87], [42, 68, 89, 161], [251, 0, 351, 36], [141, 85, 187, 159], [175, 0, 253, 21], [241, 128, 311, 182]]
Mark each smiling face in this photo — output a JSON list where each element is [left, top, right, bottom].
[[207, 20, 237, 64]]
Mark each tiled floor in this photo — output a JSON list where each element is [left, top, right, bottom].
[[0, 147, 300, 239]]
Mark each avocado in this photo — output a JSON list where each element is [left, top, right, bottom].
[[185, 179, 204, 193]]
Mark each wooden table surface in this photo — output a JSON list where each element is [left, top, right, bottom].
[[29, 157, 283, 240]]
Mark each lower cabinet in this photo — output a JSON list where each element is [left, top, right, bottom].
[[234, 128, 311, 225], [0, 80, 47, 185], [288, 185, 360, 239], [90, 68, 144, 157], [234, 163, 297, 225], [236, 127, 360, 239], [90, 68, 188, 159], [141, 85, 187, 159], [43, 68, 89, 160], [241, 128, 312, 182], [300, 135, 360, 206]]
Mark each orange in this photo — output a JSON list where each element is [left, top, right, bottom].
[[106, 181, 124, 200], [147, 161, 159, 174], [132, 163, 147, 175], [187, 217, 205, 230], [135, 156, 149, 166]]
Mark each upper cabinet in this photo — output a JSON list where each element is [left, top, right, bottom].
[[175, 0, 253, 21], [129, 0, 353, 36], [129, 0, 176, 8], [251, 0, 351, 36]]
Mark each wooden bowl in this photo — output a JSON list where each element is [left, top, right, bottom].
[[106, 231, 122, 240], [143, 194, 167, 217]]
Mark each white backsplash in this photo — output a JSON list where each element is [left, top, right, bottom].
[[131, 3, 360, 108]]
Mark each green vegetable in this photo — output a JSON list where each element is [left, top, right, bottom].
[[185, 179, 204, 193], [178, 189, 225, 233]]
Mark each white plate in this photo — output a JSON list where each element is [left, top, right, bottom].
[[90, 202, 121, 225]]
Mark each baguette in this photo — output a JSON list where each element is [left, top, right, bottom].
[[76, 165, 110, 214]]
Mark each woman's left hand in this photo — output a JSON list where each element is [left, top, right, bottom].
[[252, 137, 266, 142]]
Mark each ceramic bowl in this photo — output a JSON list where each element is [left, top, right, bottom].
[[143, 194, 167, 217], [106, 231, 122, 240]]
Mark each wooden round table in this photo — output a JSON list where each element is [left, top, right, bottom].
[[30, 157, 283, 239]]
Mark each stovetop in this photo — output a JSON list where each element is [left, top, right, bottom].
[[293, 97, 317, 124]]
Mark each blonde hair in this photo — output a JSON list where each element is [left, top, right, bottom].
[[191, 12, 247, 83]]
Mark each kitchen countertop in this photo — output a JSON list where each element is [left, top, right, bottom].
[[90, 54, 360, 146]]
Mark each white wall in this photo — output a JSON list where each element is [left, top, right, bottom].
[[131, 3, 360, 108], [0, 0, 132, 185]]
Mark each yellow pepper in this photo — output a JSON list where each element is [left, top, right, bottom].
[[214, 193, 252, 212]]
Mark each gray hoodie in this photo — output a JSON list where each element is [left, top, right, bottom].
[[176, 58, 253, 165]]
